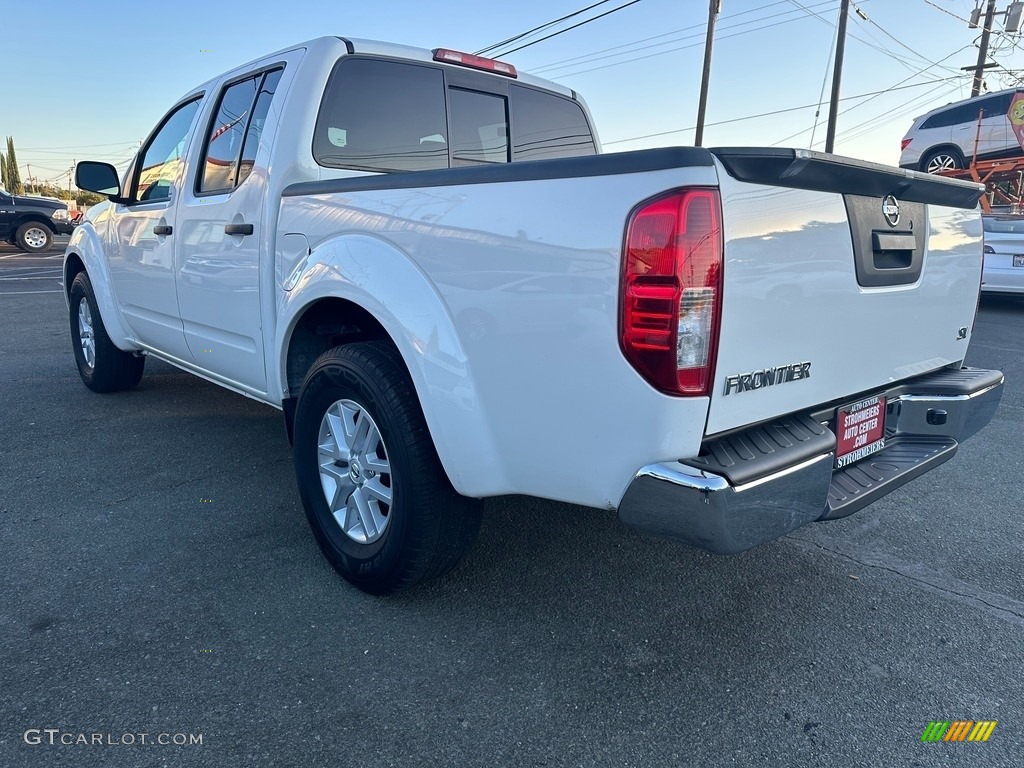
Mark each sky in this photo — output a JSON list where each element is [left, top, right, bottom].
[[1, 0, 1020, 189]]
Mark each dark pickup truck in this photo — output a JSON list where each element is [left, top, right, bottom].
[[0, 187, 74, 252]]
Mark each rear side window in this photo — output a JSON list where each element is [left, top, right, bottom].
[[511, 86, 596, 161], [981, 93, 1012, 118], [921, 95, 1013, 129], [314, 59, 448, 172], [199, 68, 283, 194]]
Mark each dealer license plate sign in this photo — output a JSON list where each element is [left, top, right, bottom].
[[1013, 254, 1024, 267], [835, 396, 886, 469]]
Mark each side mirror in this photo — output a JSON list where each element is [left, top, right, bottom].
[[75, 161, 127, 202]]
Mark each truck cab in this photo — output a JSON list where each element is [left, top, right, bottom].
[[0, 185, 73, 252]]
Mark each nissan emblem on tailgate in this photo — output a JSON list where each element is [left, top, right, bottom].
[[882, 195, 900, 227]]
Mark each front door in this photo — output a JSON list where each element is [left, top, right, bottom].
[[0, 190, 14, 241], [175, 63, 290, 392], [107, 97, 203, 360]]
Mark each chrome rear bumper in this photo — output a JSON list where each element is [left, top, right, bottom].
[[617, 367, 1003, 554]]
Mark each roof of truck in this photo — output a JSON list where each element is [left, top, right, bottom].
[[189, 36, 574, 101]]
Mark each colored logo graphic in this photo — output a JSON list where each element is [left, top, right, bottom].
[[920, 721, 997, 742], [1007, 91, 1024, 151]]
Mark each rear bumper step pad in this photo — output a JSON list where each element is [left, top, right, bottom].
[[617, 367, 1003, 554]]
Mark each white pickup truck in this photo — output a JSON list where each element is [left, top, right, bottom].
[[68, 36, 1003, 594]]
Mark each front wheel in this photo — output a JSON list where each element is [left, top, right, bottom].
[[16, 222, 52, 253], [69, 272, 145, 392], [292, 341, 481, 595]]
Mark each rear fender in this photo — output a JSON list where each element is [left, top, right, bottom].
[[276, 233, 507, 497]]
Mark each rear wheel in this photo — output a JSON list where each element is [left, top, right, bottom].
[[293, 341, 481, 595], [69, 272, 145, 392], [16, 222, 52, 253], [922, 148, 964, 174]]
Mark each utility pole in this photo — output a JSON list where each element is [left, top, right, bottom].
[[694, 0, 721, 147], [971, 0, 998, 97], [824, 0, 851, 154]]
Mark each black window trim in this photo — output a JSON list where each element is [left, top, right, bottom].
[[195, 62, 287, 197], [127, 92, 205, 206]]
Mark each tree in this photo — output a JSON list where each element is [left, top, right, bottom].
[[0, 154, 7, 190], [76, 191, 105, 207], [5, 136, 23, 194]]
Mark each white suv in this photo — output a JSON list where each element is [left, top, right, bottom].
[[900, 89, 1020, 173]]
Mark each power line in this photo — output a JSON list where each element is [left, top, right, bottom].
[[831, 81, 962, 143], [491, 0, 647, 57], [770, 41, 975, 146], [16, 140, 136, 151], [528, 0, 837, 74], [601, 76, 960, 146], [475, 0, 617, 56], [530, 0, 840, 76], [788, 0, 963, 76], [539, 11, 837, 79]]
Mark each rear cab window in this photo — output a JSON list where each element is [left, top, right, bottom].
[[313, 56, 596, 173]]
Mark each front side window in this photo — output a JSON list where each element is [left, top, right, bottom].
[[314, 59, 448, 172], [511, 86, 596, 161], [199, 68, 283, 193], [134, 98, 202, 202]]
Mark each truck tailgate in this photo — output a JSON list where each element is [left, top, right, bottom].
[[705, 148, 985, 436]]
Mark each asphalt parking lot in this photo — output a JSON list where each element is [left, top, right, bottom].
[[1, 237, 1022, 767]]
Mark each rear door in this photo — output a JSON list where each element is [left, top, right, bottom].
[[0, 189, 14, 240], [705, 148, 984, 435], [174, 54, 296, 392], [957, 93, 1012, 160]]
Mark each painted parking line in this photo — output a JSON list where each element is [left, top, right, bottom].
[[0, 276, 63, 281], [0, 257, 65, 264], [0, 289, 63, 295]]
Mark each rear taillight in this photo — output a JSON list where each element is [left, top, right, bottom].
[[620, 188, 723, 396], [901, 137, 913, 151]]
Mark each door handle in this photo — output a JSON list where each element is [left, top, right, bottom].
[[153, 225, 172, 236], [225, 223, 254, 236]]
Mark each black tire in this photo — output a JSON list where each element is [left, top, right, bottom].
[[293, 341, 481, 595], [921, 147, 964, 174], [15, 221, 53, 253], [69, 272, 145, 393]]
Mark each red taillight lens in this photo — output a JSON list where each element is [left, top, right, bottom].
[[901, 137, 913, 151], [432, 48, 518, 77], [620, 188, 723, 396]]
